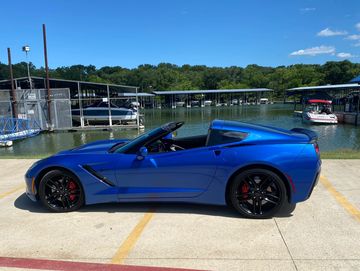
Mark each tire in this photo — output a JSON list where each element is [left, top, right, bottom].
[[229, 168, 286, 219], [38, 169, 84, 212]]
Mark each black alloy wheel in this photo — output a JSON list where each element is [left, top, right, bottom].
[[39, 169, 84, 212], [230, 169, 286, 219]]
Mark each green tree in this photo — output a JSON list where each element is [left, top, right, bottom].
[[1, 60, 359, 98]]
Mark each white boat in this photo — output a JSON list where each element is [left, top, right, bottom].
[[204, 100, 212, 106], [131, 101, 140, 107], [0, 140, 13, 147], [175, 101, 185, 107], [259, 98, 269, 104], [190, 101, 200, 107], [72, 101, 138, 124], [216, 102, 228, 107], [302, 99, 338, 124]]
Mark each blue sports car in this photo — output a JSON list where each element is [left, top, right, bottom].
[[25, 120, 321, 218]]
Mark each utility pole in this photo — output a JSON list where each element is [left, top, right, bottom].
[[7, 48, 17, 118], [43, 23, 52, 129]]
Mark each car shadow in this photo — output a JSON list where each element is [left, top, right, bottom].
[[14, 193, 49, 213], [14, 193, 295, 219]]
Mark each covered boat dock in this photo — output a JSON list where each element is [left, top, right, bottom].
[[153, 88, 273, 108], [287, 81, 360, 125], [0, 76, 150, 130]]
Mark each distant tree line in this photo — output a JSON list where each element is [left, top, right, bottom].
[[0, 60, 359, 99]]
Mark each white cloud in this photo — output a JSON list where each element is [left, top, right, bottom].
[[317, 28, 347, 37], [337, 52, 354, 58], [356, 22, 360, 31], [346, 34, 360, 40], [300, 7, 316, 13], [290, 46, 336, 56]]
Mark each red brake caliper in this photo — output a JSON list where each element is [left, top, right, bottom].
[[241, 182, 250, 199], [67, 181, 77, 201]]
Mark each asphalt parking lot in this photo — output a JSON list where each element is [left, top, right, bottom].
[[0, 159, 359, 271]]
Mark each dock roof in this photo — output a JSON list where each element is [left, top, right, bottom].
[[153, 88, 273, 95], [0, 76, 138, 90], [288, 83, 360, 92], [118, 92, 155, 97]]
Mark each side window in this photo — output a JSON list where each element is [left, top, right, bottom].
[[207, 129, 247, 146]]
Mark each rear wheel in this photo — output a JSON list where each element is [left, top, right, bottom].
[[230, 169, 286, 219], [39, 169, 84, 212]]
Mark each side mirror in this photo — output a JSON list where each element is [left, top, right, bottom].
[[136, 146, 148, 160]]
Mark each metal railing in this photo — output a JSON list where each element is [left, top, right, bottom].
[[0, 117, 41, 141]]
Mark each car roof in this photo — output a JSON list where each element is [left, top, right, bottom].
[[210, 119, 309, 143], [210, 119, 290, 134]]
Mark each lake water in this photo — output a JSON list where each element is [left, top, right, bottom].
[[1, 104, 360, 157]]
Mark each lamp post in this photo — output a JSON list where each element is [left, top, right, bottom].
[[22, 45, 32, 89]]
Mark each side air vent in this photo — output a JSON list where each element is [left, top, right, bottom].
[[82, 165, 115, 187]]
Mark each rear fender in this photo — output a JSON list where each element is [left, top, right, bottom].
[[213, 144, 307, 205], [291, 128, 318, 142], [224, 162, 294, 205]]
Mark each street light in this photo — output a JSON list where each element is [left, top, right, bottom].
[[22, 45, 32, 89]]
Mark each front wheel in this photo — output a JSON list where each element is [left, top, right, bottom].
[[229, 169, 286, 219], [39, 169, 84, 212]]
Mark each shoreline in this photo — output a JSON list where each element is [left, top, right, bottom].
[[1, 149, 360, 159]]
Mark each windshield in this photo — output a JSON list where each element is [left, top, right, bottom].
[[114, 127, 165, 154], [113, 121, 184, 154]]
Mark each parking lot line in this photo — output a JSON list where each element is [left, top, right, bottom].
[[112, 211, 155, 264], [0, 184, 25, 200], [320, 175, 360, 223]]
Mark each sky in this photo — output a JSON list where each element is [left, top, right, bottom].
[[1, 0, 360, 69]]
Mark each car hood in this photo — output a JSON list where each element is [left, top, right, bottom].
[[56, 139, 129, 155]]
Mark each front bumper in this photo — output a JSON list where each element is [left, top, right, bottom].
[[25, 174, 38, 202]]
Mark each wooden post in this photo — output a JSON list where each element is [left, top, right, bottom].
[[356, 94, 360, 126], [107, 84, 112, 126], [43, 24, 52, 128], [136, 87, 140, 130], [77, 82, 84, 127], [293, 97, 296, 111]]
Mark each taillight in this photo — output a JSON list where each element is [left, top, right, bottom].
[[313, 142, 320, 156]]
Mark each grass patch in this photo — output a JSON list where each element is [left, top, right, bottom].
[[321, 149, 360, 159]]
